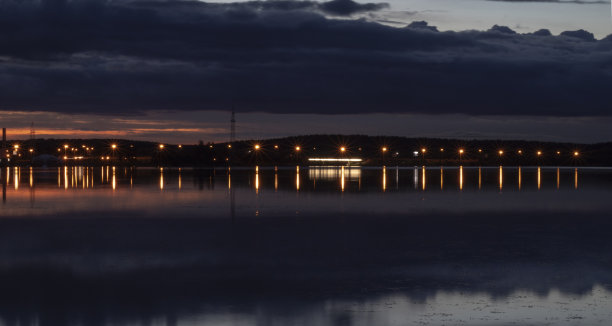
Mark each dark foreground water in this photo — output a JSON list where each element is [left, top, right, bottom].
[[1, 166, 612, 325]]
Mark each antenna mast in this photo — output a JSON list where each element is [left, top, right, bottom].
[[230, 109, 236, 144]]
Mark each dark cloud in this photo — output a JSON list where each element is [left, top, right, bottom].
[[0, 0, 611, 116], [406, 21, 439, 32]]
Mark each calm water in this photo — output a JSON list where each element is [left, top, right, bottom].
[[1, 166, 612, 325]]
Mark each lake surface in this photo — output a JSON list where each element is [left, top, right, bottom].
[[1, 166, 612, 325]]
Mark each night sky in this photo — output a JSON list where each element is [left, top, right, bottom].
[[1, 0, 611, 143]]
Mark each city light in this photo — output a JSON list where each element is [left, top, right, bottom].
[[295, 146, 301, 151], [308, 158, 362, 162], [274, 145, 279, 149], [537, 151, 542, 156], [254, 144, 261, 150], [382, 147, 388, 152], [574, 151, 580, 157], [459, 149, 464, 154], [421, 148, 426, 153], [340, 147, 346, 152], [498, 150, 504, 155], [159, 144, 164, 149], [13, 144, 19, 149], [517, 150, 522, 154], [111, 144, 117, 149]]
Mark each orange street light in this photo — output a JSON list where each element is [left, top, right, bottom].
[[254, 144, 261, 150], [159, 144, 165, 150], [295, 146, 301, 151], [537, 151, 542, 156], [340, 147, 346, 153], [574, 151, 579, 157]]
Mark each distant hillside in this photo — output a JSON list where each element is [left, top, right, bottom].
[[2, 135, 611, 166]]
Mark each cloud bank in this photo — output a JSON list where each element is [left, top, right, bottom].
[[0, 0, 611, 116]]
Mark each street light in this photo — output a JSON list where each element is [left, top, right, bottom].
[[421, 148, 427, 165], [159, 144, 165, 150], [381, 147, 388, 165], [254, 144, 261, 150], [295, 146, 301, 152]]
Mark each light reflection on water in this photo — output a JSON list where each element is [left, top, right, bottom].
[[1, 166, 612, 218], [0, 166, 611, 325]]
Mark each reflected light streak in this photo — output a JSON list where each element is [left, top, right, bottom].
[[537, 167, 541, 190], [112, 166, 116, 191], [159, 168, 164, 190], [228, 173, 231, 190], [14, 167, 19, 190], [440, 167, 444, 190], [557, 168, 560, 189], [518, 167, 522, 190], [499, 166, 503, 191], [178, 168, 182, 190], [57, 167, 60, 188], [5, 167, 9, 186], [382, 166, 386, 192], [575, 168, 578, 189], [106, 166, 109, 183], [478, 167, 482, 190], [64, 166, 68, 190], [421, 166, 426, 191], [101, 166, 104, 183], [274, 171, 278, 191], [29, 167, 33, 188], [341, 166, 345, 192], [413, 167, 418, 190], [294, 166, 300, 191], [255, 166, 260, 194], [459, 166, 463, 191]]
